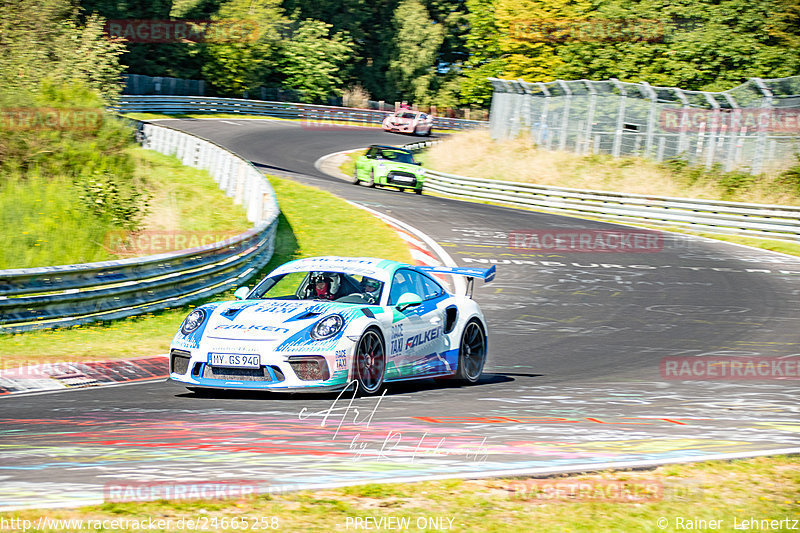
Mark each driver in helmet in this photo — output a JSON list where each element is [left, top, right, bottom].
[[361, 277, 381, 304], [310, 273, 335, 300]]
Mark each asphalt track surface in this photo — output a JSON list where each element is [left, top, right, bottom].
[[1, 119, 799, 510]]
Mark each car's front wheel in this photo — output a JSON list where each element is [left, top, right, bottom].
[[367, 170, 375, 188], [455, 319, 486, 384], [353, 328, 385, 395], [352, 168, 360, 184]]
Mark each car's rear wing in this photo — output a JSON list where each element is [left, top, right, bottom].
[[417, 265, 495, 298]]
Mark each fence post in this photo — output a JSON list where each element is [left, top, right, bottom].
[[610, 78, 627, 158], [536, 82, 551, 146], [640, 81, 658, 158], [751, 78, 774, 175], [556, 80, 572, 151], [583, 80, 597, 155], [673, 88, 690, 158], [703, 92, 721, 169], [488, 78, 513, 140], [724, 92, 741, 172]]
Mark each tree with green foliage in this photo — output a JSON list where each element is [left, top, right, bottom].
[[280, 19, 354, 103], [388, 0, 445, 103], [459, 0, 505, 107], [1, 0, 126, 104], [553, 0, 800, 91], [281, 0, 403, 101], [201, 0, 287, 96]]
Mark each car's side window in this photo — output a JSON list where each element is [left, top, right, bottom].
[[366, 147, 379, 158], [389, 269, 444, 305], [388, 270, 415, 305], [419, 274, 444, 300]]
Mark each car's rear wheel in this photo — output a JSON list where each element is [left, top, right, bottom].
[[354, 328, 385, 395], [456, 319, 486, 384], [367, 170, 375, 188]]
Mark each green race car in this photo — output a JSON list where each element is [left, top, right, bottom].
[[352, 145, 425, 194]]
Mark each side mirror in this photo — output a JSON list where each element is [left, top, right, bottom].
[[233, 287, 250, 300], [395, 292, 423, 312]]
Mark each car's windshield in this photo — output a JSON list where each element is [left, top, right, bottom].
[[249, 271, 384, 304], [378, 149, 416, 165]]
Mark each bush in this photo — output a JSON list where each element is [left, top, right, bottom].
[[778, 154, 800, 194], [662, 158, 757, 198], [342, 84, 371, 108], [1, 83, 149, 236]]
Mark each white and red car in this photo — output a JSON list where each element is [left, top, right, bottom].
[[382, 110, 433, 136]]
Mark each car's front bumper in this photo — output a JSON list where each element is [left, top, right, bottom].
[[385, 171, 422, 189], [168, 348, 351, 392]]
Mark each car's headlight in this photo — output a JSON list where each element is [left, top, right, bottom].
[[180, 308, 207, 335], [310, 314, 344, 340]]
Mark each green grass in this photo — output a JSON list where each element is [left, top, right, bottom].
[[136, 147, 251, 234], [1, 456, 796, 531], [0, 147, 251, 269], [0, 176, 118, 268], [0, 176, 412, 367]]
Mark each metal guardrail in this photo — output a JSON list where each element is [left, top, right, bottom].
[[0, 123, 280, 333], [404, 141, 800, 241], [115, 95, 487, 132]]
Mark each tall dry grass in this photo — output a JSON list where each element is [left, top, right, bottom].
[[426, 130, 799, 205]]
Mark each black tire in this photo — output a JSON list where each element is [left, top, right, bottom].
[[367, 170, 375, 188], [353, 328, 386, 395], [455, 319, 486, 384], [414, 187, 423, 195], [352, 168, 360, 185]]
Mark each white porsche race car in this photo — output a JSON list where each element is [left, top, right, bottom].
[[169, 256, 494, 395]]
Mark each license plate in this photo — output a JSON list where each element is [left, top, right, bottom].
[[207, 353, 260, 368], [395, 176, 413, 182]]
